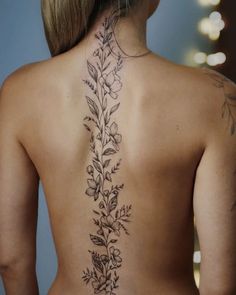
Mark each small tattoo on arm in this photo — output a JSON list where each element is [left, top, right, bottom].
[[81, 13, 132, 294], [203, 68, 236, 135]]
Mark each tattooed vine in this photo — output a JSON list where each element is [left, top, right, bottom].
[[204, 68, 236, 135], [82, 13, 132, 295]]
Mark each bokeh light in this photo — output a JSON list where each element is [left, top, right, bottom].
[[198, 0, 221, 6]]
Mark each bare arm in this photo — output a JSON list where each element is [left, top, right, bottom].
[[0, 77, 39, 295], [194, 70, 236, 295]]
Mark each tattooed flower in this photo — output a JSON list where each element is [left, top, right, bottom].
[[99, 201, 105, 209], [97, 228, 103, 236], [110, 246, 122, 267], [109, 122, 122, 151], [101, 214, 121, 236], [92, 275, 112, 294], [86, 175, 102, 201], [99, 71, 122, 99], [101, 255, 109, 265]]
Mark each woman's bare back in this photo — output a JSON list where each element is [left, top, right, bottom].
[[15, 18, 212, 294], [1, 2, 236, 295]]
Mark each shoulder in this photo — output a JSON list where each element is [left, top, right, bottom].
[[0, 57, 66, 115], [167, 61, 236, 138], [0, 57, 60, 93], [0, 58, 64, 138], [0, 63, 36, 113], [196, 67, 236, 137], [181, 66, 236, 154], [149, 55, 236, 142], [0, 63, 40, 136], [1, 61, 46, 105]]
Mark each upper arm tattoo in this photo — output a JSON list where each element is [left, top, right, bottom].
[[203, 68, 236, 135], [81, 12, 149, 294]]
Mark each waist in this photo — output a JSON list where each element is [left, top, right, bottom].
[[48, 270, 199, 295]]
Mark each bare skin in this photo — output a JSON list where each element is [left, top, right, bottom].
[[0, 3, 236, 295]]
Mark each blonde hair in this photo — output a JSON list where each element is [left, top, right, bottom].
[[41, 0, 137, 57]]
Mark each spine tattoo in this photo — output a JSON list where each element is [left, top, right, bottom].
[[82, 13, 132, 294], [204, 68, 236, 135]]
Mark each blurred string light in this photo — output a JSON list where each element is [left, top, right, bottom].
[[198, 0, 221, 6], [194, 51, 226, 66], [193, 251, 201, 264], [199, 11, 225, 40], [192, 0, 226, 67], [193, 251, 201, 288]]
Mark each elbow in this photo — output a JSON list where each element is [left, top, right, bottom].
[[0, 258, 20, 277], [0, 255, 15, 275], [0, 263, 10, 275], [0, 243, 36, 277], [0, 256, 35, 278]]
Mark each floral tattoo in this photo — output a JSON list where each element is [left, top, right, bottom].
[[81, 13, 132, 294], [204, 68, 236, 135]]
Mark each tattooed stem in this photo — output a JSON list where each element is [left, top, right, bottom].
[[204, 68, 236, 136], [83, 13, 131, 295]]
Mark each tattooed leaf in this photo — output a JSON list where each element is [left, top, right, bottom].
[[91, 252, 104, 273], [120, 223, 129, 235], [90, 235, 106, 246], [107, 272, 112, 281], [96, 133, 102, 141], [110, 103, 120, 115], [103, 148, 116, 156], [87, 61, 98, 82], [107, 32, 113, 42], [93, 160, 102, 173], [110, 239, 118, 244], [93, 262, 103, 274], [83, 79, 96, 92], [103, 61, 111, 71], [114, 271, 119, 283], [115, 210, 119, 219], [82, 268, 94, 285], [104, 190, 110, 197], [103, 159, 111, 168], [109, 196, 118, 212], [102, 97, 108, 110], [83, 124, 91, 132], [106, 172, 112, 182], [87, 179, 97, 189], [86, 96, 99, 118], [86, 188, 95, 197], [104, 112, 110, 125], [87, 165, 94, 175], [93, 268, 98, 279]]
